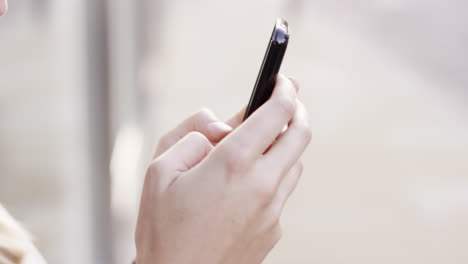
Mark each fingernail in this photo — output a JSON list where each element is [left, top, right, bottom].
[[208, 122, 232, 133]]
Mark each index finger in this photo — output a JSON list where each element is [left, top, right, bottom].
[[212, 74, 297, 169], [225, 76, 299, 129], [154, 108, 231, 158]]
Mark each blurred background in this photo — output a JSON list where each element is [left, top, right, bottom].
[[1, 0, 467, 263]]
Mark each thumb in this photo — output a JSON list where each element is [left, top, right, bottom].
[[154, 108, 231, 158], [159, 131, 213, 174]]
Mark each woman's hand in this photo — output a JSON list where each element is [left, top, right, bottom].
[[135, 75, 312, 264]]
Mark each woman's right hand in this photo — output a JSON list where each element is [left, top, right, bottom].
[[135, 74, 312, 264]]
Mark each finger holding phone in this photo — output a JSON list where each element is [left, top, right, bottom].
[[135, 19, 312, 264]]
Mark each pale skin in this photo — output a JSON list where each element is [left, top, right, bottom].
[[2, 2, 312, 263], [136, 75, 311, 264], [0, 0, 7, 16]]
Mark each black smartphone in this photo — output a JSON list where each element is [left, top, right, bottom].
[[243, 18, 289, 121]]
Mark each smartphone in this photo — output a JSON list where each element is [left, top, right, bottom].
[[243, 18, 289, 121]]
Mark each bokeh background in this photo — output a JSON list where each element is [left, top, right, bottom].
[[1, 0, 467, 263]]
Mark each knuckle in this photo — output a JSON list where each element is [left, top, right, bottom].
[[144, 160, 168, 193], [268, 202, 283, 224], [252, 179, 276, 205], [186, 131, 208, 143], [197, 107, 214, 117], [158, 133, 171, 149], [276, 95, 296, 118], [296, 101, 312, 143], [146, 159, 168, 188], [147, 158, 166, 176], [195, 108, 215, 122], [271, 224, 283, 242], [262, 218, 282, 242], [297, 123, 312, 144], [192, 108, 215, 130], [297, 161, 304, 174], [186, 131, 212, 150], [220, 145, 250, 173]]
